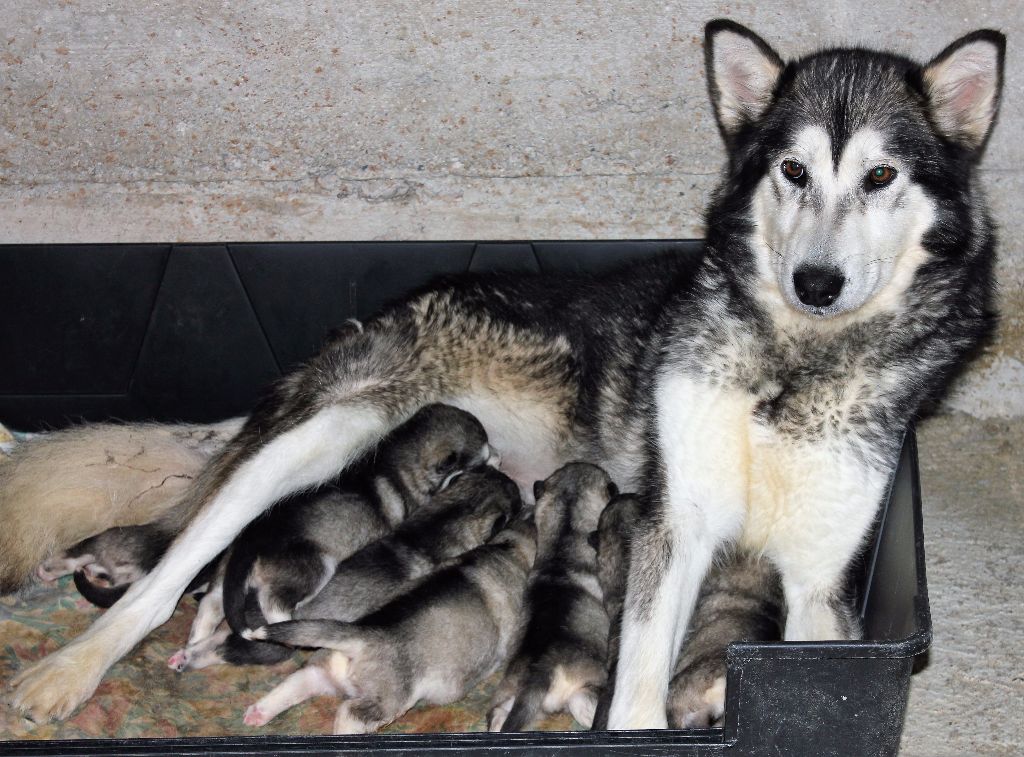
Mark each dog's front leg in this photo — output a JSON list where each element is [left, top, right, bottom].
[[607, 375, 749, 729], [757, 438, 896, 641]]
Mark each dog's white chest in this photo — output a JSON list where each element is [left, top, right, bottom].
[[656, 372, 885, 550]]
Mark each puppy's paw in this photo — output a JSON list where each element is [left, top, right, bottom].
[[487, 698, 513, 731], [667, 673, 726, 729], [36, 556, 84, 584], [9, 649, 104, 722], [241, 626, 266, 641], [243, 704, 270, 727], [35, 564, 64, 584], [167, 649, 189, 672]]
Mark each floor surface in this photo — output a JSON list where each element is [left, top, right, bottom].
[[899, 412, 1023, 756]]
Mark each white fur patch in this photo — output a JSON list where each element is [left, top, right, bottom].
[[449, 394, 567, 502]]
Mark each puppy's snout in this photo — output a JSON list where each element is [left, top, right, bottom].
[[793, 266, 845, 308]]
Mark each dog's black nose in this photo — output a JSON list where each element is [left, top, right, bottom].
[[793, 266, 845, 308]]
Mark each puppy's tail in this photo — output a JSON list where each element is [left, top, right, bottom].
[[72, 570, 131, 609], [246, 619, 369, 656], [500, 669, 551, 732], [0, 418, 243, 595], [222, 539, 264, 635]]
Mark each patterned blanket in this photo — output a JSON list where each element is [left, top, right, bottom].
[[0, 423, 577, 741]]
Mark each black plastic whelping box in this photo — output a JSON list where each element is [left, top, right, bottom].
[[0, 241, 930, 756]]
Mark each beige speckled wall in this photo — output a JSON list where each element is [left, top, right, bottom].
[[1, 1, 1020, 415]]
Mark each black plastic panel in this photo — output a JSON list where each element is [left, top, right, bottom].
[[468, 242, 540, 273], [131, 245, 281, 422], [533, 240, 703, 275], [0, 244, 168, 395], [230, 242, 475, 371]]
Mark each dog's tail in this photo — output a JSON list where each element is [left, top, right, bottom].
[[246, 619, 371, 679], [0, 418, 243, 595], [500, 668, 551, 732]]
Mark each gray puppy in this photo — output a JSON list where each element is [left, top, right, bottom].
[[291, 465, 522, 624], [589, 492, 644, 730], [667, 549, 783, 729], [488, 462, 617, 731], [243, 514, 537, 734], [170, 404, 495, 670]]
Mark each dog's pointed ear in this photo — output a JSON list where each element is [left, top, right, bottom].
[[705, 19, 784, 139], [922, 30, 1005, 152]]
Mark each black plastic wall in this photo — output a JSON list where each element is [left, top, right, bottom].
[[0, 241, 700, 429]]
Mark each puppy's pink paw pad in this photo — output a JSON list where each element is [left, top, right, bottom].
[[167, 650, 188, 672], [244, 704, 269, 727]]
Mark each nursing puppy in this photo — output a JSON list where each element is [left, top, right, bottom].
[[290, 466, 522, 626], [173, 467, 520, 671], [667, 549, 784, 729], [170, 406, 496, 670], [589, 492, 644, 730], [1, 419, 241, 596], [243, 515, 537, 734], [488, 463, 616, 731]]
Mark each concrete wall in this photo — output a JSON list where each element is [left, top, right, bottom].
[[1, 1, 1020, 416]]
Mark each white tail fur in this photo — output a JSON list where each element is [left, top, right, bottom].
[[0, 418, 242, 594]]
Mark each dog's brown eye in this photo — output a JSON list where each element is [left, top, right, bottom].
[[868, 165, 896, 186], [781, 160, 806, 182]]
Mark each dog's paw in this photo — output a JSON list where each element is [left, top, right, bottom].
[[243, 704, 270, 727], [486, 698, 513, 732], [667, 673, 726, 729], [9, 650, 104, 722], [241, 626, 266, 641]]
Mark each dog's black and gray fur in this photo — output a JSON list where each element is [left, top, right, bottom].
[[488, 463, 616, 731], [6, 22, 1005, 728], [243, 515, 537, 734]]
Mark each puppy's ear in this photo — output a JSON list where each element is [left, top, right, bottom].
[[705, 19, 784, 139], [923, 30, 1006, 152]]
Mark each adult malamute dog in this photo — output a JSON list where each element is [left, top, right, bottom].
[[4, 20, 1005, 728]]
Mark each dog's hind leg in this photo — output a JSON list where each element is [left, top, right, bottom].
[[9, 317, 444, 721]]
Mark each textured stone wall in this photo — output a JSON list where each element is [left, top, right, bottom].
[[1, 1, 1020, 415]]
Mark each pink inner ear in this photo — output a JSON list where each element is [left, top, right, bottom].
[[947, 71, 991, 119], [727, 61, 762, 105], [936, 49, 996, 120]]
